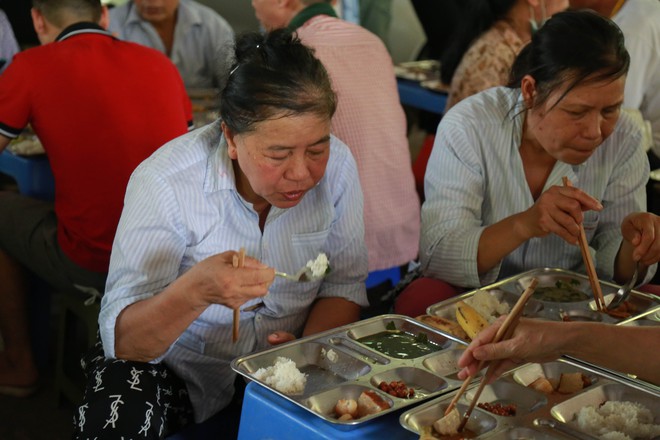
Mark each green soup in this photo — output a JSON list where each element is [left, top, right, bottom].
[[357, 330, 442, 359]]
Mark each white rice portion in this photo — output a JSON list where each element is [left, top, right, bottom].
[[576, 401, 660, 440], [253, 356, 307, 395], [307, 253, 329, 278], [465, 290, 511, 323]]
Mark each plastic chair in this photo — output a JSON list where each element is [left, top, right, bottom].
[[0, 150, 55, 200]]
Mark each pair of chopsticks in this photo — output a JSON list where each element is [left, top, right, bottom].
[[562, 177, 606, 311], [445, 278, 539, 432], [232, 247, 246, 343]]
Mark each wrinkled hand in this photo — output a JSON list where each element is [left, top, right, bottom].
[[188, 250, 274, 309], [521, 185, 602, 244], [621, 212, 660, 265], [457, 317, 561, 382], [267, 331, 296, 346]]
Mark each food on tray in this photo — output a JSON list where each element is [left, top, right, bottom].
[[378, 380, 415, 398], [252, 356, 306, 395], [576, 400, 660, 439], [416, 315, 469, 341], [334, 398, 358, 420], [357, 323, 443, 359], [529, 376, 556, 394], [465, 290, 511, 323], [418, 423, 478, 439], [477, 402, 516, 416], [320, 347, 338, 363], [333, 390, 391, 420], [527, 371, 591, 394], [455, 301, 489, 340], [434, 407, 461, 435], [557, 372, 591, 394], [306, 253, 329, 278], [533, 279, 590, 302]]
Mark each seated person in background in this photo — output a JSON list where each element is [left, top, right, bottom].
[[570, 0, 660, 168], [253, 0, 420, 309], [442, 0, 568, 113], [0, 0, 192, 396], [0, 8, 20, 73], [458, 317, 660, 385], [396, 10, 660, 317], [74, 29, 368, 439], [109, 0, 234, 89]]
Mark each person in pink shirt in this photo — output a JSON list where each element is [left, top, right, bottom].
[[252, 0, 421, 313]]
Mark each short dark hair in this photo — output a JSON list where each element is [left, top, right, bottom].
[[219, 29, 337, 134], [32, 0, 102, 27], [508, 9, 630, 109]]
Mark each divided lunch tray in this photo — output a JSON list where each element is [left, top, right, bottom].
[[426, 268, 660, 343], [400, 358, 660, 439], [231, 315, 471, 429]]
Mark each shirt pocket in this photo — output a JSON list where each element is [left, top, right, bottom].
[[290, 230, 330, 274], [582, 212, 600, 243]]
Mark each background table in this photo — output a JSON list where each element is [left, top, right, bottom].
[[396, 78, 447, 115]]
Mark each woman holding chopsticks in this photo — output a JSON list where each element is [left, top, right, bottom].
[[397, 10, 660, 317], [73, 29, 368, 439]]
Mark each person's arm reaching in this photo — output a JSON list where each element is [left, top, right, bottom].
[[458, 317, 660, 385]]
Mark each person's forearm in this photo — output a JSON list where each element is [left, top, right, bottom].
[[477, 212, 531, 274], [302, 297, 361, 337], [113, 273, 209, 361], [563, 323, 660, 385]]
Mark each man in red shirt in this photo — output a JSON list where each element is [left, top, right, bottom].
[[0, 0, 192, 395]]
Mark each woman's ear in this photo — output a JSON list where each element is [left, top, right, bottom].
[[222, 122, 238, 160], [520, 75, 537, 108]]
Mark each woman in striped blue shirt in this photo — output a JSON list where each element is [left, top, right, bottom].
[[75, 29, 368, 439], [398, 10, 660, 317]]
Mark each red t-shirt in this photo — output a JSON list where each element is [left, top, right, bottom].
[[0, 24, 193, 272]]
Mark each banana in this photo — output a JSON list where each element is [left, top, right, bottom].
[[455, 301, 489, 340]]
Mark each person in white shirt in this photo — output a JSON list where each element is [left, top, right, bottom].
[[108, 0, 234, 89]]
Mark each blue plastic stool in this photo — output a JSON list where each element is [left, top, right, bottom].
[[237, 382, 417, 440], [366, 266, 402, 289], [0, 150, 55, 200]]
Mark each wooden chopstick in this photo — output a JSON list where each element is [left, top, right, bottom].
[[561, 177, 606, 311], [450, 278, 539, 431], [232, 247, 246, 343]]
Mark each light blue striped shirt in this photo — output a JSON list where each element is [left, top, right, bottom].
[[421, 86, 655, 288], [108, 0, 234, 89], [99, 121, 368, 421]]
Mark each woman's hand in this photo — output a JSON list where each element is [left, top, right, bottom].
[[520, 185, 602, 244], [457, 318, 562, 382], [267, 331, 296, 345], [621, 212, 660, 266], [187, 250, 275, 310]]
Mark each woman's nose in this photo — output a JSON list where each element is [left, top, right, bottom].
[[284, 155, 311, 181], [582, 112, 603, 140]]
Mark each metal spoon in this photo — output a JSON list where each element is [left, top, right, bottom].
[[275, 268, 321, 282], [275, 253, 329, 282], [607, 262, 640, 310]]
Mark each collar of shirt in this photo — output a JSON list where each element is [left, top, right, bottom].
[[55, 22, 112, 42], [205, 131, 237, 194], [288, 2, 337, 31]]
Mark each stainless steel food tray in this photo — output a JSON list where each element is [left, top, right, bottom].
[[231, 314, 473, 429], [426, 268, 660, 341], [400, 358, 660, 439]]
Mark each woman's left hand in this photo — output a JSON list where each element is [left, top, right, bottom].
[[267, 331, 296, 345], [621, 212, 660, 265]]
